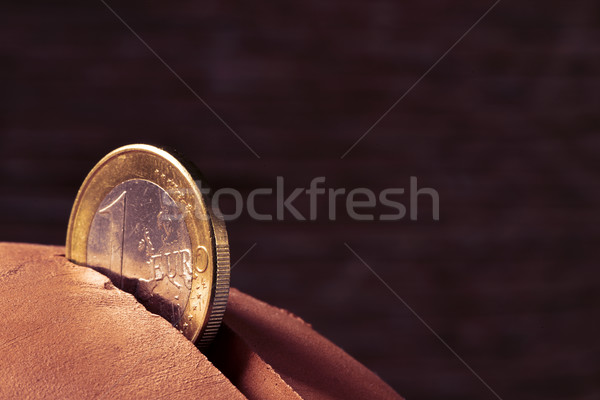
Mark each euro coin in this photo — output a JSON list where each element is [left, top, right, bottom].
[[66, 144, 229, 348]]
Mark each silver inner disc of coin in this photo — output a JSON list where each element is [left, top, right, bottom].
[[87, 178, 193, 326]]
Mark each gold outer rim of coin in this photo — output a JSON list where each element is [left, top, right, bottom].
[[66, 144, 230, 348]]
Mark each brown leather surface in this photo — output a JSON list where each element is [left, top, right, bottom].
[[0, 243, 402, 399]]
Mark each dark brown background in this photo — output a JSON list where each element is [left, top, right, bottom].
[[1, 1, 599, 399]]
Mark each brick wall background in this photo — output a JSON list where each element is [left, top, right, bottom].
[[1, 1, 599, 399]]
